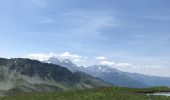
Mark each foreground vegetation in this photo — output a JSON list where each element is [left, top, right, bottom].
[[1, 86, 170, 100]]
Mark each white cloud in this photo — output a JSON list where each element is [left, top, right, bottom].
[[95, 56, 108, 60], [144, 65, 166, 68], [100, 60, 115, 66], [59, 52, 81, 59], [25, 52, 82, 62], [117, 66, 170, 77], [25, 53, 55, 61], [25, 52, 168, 76], [58, 52, 82, 62], [116, 63, 133, 67], [26, 52, 166, 69], [100, 60, 134, 68], [99, 60, 166, 71]]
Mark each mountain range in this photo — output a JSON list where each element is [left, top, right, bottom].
[[1, 56, 170, 97], [0, 58, 109, 96], [44, 56, 170, 88]]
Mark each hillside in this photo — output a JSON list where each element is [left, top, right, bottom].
[[0, 58, 110, 96]]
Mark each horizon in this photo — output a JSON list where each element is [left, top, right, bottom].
[[0, 0, 170, 77], [1, 52, 170, 77]]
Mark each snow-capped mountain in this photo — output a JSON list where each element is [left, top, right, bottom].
[[81, 65, 121, 73], [27, 56, 170, 88], [82, 65, 170, 87], [43, 57, 79, 72], [35, 57, 147, 87], [79, 65, 147, 88]]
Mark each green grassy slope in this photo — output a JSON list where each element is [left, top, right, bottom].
[[1, 86, 170, 100]]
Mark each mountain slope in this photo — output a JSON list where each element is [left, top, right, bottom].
[[0, 58, 110, 96], [81, 65, 170, 87], [126, 73, 170, 87], [80, 65, 147, 88], [30, 57, 170, 88]]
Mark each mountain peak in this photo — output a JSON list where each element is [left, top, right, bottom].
[[85, 65, 120, 73], [44, 56, 72, 64], [42, 57, 79, 72]]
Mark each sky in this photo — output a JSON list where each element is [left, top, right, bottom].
[[0, 0, 170, 77]]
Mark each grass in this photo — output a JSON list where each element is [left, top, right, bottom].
[[1, 86, 170, 100]]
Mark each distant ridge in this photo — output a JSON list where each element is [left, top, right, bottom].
[[40, 56, 170, 88]]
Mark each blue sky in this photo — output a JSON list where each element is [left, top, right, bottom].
[[0, 0, 170, 76]]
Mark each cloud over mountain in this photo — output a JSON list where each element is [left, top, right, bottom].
[[95, 56, 108, 60], [25, 52, 82, 62], [23, 52, 169, 77]]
